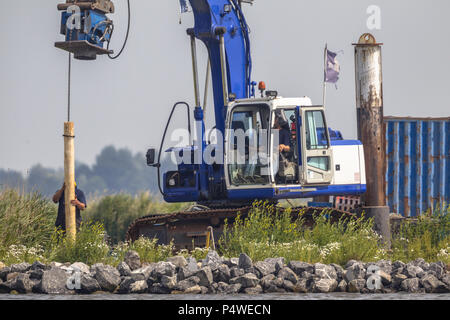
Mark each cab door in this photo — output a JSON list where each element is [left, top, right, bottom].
[[298, 106, 333, 185]]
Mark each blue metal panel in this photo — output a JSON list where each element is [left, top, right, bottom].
[[385, 117, 450, 217]]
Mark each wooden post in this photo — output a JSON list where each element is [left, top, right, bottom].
[[64, 122, 76, 240]]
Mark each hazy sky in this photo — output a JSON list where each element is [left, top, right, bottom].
[[1, 0, 449, 174]]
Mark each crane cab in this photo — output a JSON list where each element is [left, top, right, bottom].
[[223, 96, 366, 200]]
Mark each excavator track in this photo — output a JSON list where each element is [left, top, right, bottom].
[[126, 205, 355, 250]]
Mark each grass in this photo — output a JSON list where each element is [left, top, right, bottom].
[[0, 188, 56, 264], [390, 203, 450, 264], [84, 192, 189, 244], [218, 201, 383, 265], [0, 188, 448, 267]]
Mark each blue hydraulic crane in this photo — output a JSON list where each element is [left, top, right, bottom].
[[55, 0, 367, 248]]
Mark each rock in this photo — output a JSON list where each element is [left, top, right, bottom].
[[70, 262, 90, 274], [238, 253, 253, 269], [178, 258, 199, 281], [347, 279, 366, 293], [28, 268, 44, 280], [6, 272, 19, 282], [224, 283, 242, 294], [118, 277, 135, 294], [10, 263, 31, 273], [420, 274, 448, 293], [0, 280, 13, 294], [213, 264, 231, 283], [11, 273, 34, 294], [260, 274, 276, 286], [148, 283, 171, 294], [244, 285, 263, 294], [50, 262, 64, 269], [230, 267, 245, 278], [161, 275, 177, 290], [230, 273, 259, 288], [216, 281, 229, 293], [202, 251, 223, 271], [254, 261, 276, 277], [441, 273, 450, 287], [244, 266, 259, 277], [288, 261, 314, 276], [94, 265, 121, 292], [152, 262, 176, 281], [117, 262, 132, 277], [31, 261, 48, 271], [412, 258, 429, 271], [375, 260, 393, 274], [337, 280, 347, 292], [282, 280, 295, 292], [345, 260, 359, 269], [264, 257, 285, 273], [78, 274, 101, 294], [301, 271, 314, 280], [131, 265, 154, 281], [392, 274, 408, 289], [293, 278, 310, 293], [378, 270, 392, 286], [401, 278, 420, 293], [393, 261, 406, 270], [0, 266, 10, 281], [167, 256, 188, 269], [223, 258, 239, 268], [124, 250, 141, 271], [0, 262, 4, 270], [313, 278, 338, 293], [184, 285, 202, 294], [330, 264, 345, 280], [278, 267, 298, 284], [195, 266, 213, 287], [264, 280, 286, 293], [429, 263, 445, 279], [130, 280, 148, 294], [404, 265, 424, 278], [314, 263, 337, 280], [175, 276, 200, 292], [344, 263, 366, 282], [39, 267, 71, 294]]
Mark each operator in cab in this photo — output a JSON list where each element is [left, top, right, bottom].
[[274, 111, 295, 183], [274, 112, 291, 154]]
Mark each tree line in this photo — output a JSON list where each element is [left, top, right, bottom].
[[0, 146, 162, 199]]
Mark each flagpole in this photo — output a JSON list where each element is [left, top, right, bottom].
[[323, 43, 327, 108]]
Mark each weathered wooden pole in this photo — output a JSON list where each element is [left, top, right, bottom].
[[64, 121, 76, 240], [353, 33, 391, 246]]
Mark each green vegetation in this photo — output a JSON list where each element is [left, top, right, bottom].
[[218, 202, 382, 265], [0, 188, 56, 251], [390, 203, 450, 264], [84, 192, 189, 244], [0, 188, 448, 267]]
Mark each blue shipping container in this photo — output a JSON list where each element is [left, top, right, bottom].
[[385, 117, 450, 217]]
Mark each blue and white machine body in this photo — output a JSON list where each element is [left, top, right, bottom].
[[55, 0, 366, 205], [155, 0, 366, 205]]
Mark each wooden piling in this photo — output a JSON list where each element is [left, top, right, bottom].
[[64, 122, 76, 240]]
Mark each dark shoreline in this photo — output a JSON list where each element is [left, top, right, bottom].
[[1, 251, 449, 295]]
